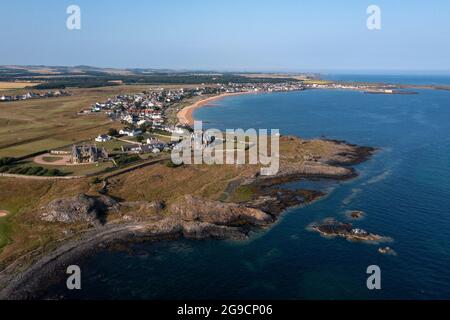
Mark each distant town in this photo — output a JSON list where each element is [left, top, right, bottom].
[[58, 80, 415, 164], [0, 90, 71, 102]]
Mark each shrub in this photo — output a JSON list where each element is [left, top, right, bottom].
[[0, 157, 16, 166], [45, 169, 64, 176], [108, 128, 119, 137], [8, 166, 22, 174], [115, 154, 140, 166], [91, 177, 102, 184], [26, 167, 45, 175]]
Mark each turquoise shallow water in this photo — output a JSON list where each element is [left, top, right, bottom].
[[47, 85, 450, 299]]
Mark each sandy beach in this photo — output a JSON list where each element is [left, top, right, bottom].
[[177, 92, 255, 126]]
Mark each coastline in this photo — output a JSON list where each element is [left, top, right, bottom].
[[174, 82, 450, 127], [0, 135, 375, 299], [177, 91, 256, 126]]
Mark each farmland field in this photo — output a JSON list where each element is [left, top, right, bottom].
[[0, 82, 41, 91], [0, 85, 155, 158]]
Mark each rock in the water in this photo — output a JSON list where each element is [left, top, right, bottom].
[[310, 218, 388, 243], [347, 210, 365, 219], [378, 247, 397, 255]]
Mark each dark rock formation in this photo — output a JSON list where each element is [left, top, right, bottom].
[[378, 247, 397, 255], [169, 195, 273, 227], [310, 218, 388, 243], [40, 194, 118, 225], [347, 210, 365, 219]]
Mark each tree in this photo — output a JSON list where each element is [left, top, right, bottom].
[[136, 135, 145, 143], [108, 128, 119, 137], [0, 157, 16, 166], [140, 122, 152, 133]]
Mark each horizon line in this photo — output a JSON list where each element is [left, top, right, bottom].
[[2, 64, 450, 76]]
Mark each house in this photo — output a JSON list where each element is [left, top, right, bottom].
[[119, 129, 143, 137], [122, 115, 136, 124], [168, 126, 187, 135], [137, 119, 151, 126], [91, 103, 103, 112], [95, 134, 112, 142], [149, 113, 162, 120], [71, 144, 108, 164], [121, 143, 159, 154], [121, 144, 143, 154]]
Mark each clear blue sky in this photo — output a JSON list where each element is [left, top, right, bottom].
[[1, 0, 449, 72]]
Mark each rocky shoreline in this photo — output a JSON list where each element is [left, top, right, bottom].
[[0, 137, 375, 299]]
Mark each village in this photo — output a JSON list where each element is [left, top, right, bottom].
[[81, 81, 306, 137], [0, 79, 404, 178], [0, 90, 71, 102], [69, 82, 307, 162], [28, 79, 400, 173]]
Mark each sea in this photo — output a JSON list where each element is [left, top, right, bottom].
[[45, 75, 450, 299]]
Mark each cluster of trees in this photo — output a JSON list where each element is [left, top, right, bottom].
[[0, 157, 16, 166], [0, 157, 65, 176], [114, 154, 141, 166], [107, 128, 120, 137], [0, 165, 65, 176], [1, 70, 299, 90]]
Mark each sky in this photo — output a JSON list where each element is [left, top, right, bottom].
[[0, 0, 449, 73]]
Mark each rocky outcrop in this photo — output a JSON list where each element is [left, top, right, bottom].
[[277, 161, 356, 180], [310, 218, 389, 243], [347, 210, 365, 219], [146, 218, 248, 241], [1, 136, 377, 299], [245, 189, 324, 215], [40, 194, 119, 225], [378, 247, 397, 255], [169, 195, 273, 227]]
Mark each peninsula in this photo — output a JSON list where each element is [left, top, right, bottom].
[[0, 132, 374, 299], [0, 66, 410, 299]]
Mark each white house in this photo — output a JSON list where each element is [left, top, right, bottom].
[[174, 127, 187, 134], [95, 134, 111, 142], [137, 119, 151, 126], [122, 115, 136, 124], [119, 129, 142, 137], [150, 113, 162, 120]]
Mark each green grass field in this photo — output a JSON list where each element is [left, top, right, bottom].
[[0, 85, 156, 158], [23, 159, 114, 176]]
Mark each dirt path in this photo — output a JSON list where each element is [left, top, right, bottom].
[[33, 154, 81, 166]]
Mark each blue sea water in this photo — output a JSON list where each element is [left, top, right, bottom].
[[48, 82, 450, 299], [322, 73, 450, 86]]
